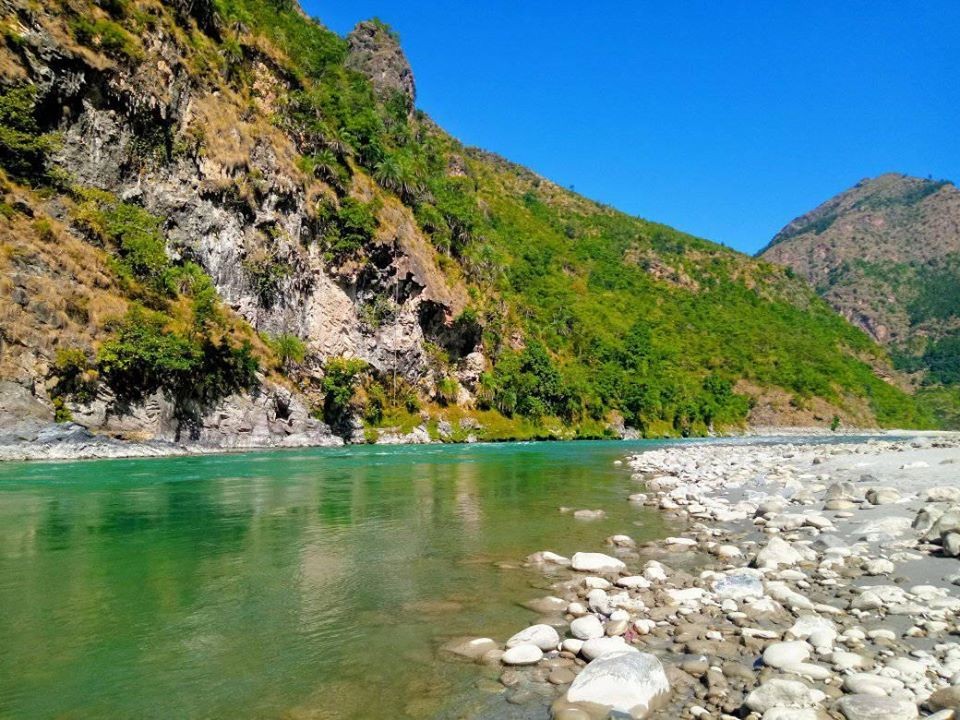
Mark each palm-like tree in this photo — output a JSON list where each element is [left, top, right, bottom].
[[374, 154, 422, 203], [310, 149, 341, 187], [320, 125, 354, 160]]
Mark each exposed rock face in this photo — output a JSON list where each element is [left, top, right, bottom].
[[0, 2, 475, 450], [345, 21, 416, 108]]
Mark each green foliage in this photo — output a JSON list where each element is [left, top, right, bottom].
[[72, 188, 173, 292], [321, 357, 367, 429], [97, 305, 258, 434], [242, 245, 291, 307], [435, 376, 459, 406], [317, 196, 379, 262], [917, 386, 960, 430], [213, 0, 346, 79], [908, 256, 960, 324], [266, 332, 307, 369], [0, 85, 57, 182], [923, 333, 960, 385], [50, 348, 98, 405], [69, 16, 141, 59]]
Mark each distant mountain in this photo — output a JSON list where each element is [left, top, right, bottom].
[[759, 173, 960, 426]]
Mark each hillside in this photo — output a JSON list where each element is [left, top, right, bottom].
[[0, 0, 933, 450], [759, 173, 960, 427]]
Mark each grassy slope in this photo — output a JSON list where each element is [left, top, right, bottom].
[[0, 0, 935, 438]]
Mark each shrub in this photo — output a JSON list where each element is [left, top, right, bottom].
[[243, 245, 291, 307], [50, 347, 98, 404], [97, 305, 258, 436], [267, 332, 307, 370], [69, 17, 142, 60], [72, 189, 172, 292], [320, 357, 367, 430], [0, 85, 57, 182], [436, 376, 459, 405]]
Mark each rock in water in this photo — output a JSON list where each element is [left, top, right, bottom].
[[571, 552, 626, 574], [837, 694, 918, 720], [502, 644, 543, 666], [440, 637, 498, 661], [563, 649, 669, 716], [506, 624, 560, 651]]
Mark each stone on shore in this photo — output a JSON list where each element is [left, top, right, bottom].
[[745, 678, 826, 712], [562, 649, 669, 716], [763, 641, 812, 669], [865, 487, 901, 505], [836, 694, 918, 720], [755, 536, 804, 569], [580, 636, 633, 660]]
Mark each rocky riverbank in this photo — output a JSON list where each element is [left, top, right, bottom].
[[449, 433, 960, 720]]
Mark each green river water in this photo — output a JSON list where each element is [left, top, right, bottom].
[[0, 439, 678, 720]]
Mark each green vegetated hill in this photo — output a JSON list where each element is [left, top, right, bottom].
[[760, 174, 960, 428], [0, 0, 934, 443]]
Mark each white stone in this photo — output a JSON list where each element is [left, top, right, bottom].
[[502, 644, 543, 665], [527, 550, 571, 566], [843, 673, 905, 696], [580, 636, 633, 661], [616, 575, 651, 590], [506, 624, 560, 651], [756, 536, 804, 569], [836, 694, 918, 720], [763, 641, 812, 669], [571, 552, 626, 574], [745, 678, 827, 713], [566, 649, 669, 715], [570, 615, 604, 641]]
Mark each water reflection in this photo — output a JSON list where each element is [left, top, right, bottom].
[[0, 440, 671, 719]]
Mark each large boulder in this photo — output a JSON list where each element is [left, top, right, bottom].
[[561, 649, 669, 716]]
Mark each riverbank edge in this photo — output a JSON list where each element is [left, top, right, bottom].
[[0, 422, 923, 463], [462, 430, 960, 719]]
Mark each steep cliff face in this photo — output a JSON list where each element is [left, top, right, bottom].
[[0, 0, 480, 448], [0, 0, 935, 450]]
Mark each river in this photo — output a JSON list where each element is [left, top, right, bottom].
[[0, 439, 687, 719]]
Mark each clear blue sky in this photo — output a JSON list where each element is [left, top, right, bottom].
[[306, 1, 959, 255]]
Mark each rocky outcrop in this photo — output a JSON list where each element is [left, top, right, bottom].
[[345, 20, 416, 108], [0, 1, 478, 451]]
